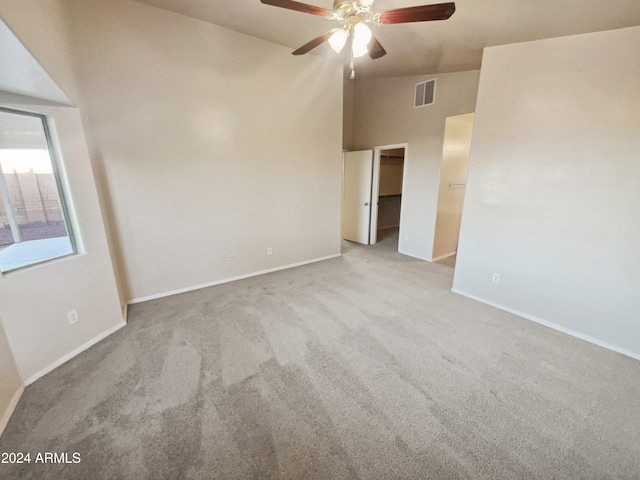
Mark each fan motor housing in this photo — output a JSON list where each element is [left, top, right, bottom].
[[334, 0, 373, 11], [333, 0, 377, 26]]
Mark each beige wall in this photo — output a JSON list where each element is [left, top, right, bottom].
[[0, 0, 124, 391], [453, 27, 640, 358], [432, 113, 473, 259], [352, 71, 479, 260], [67, 0, 343, 302], [377, 158, 404, 230], [0, 317, 21, 433], [378, 159, 403, 196], [343, 80, 354, 150]]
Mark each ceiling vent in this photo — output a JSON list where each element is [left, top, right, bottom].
[[414, 78, 436, 108]]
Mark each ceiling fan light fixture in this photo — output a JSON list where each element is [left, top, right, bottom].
[[328, 28, 349, 53], [262, 0, 456, 77], [351, 22, 372, 58]]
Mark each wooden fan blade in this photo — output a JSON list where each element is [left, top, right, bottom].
[[260, 0, 333, 17], [378, 2, 455, 24], [368, 36, 387, 59], [292, 30, 334, 55]]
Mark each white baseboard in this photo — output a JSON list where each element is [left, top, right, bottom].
[[0, 383, 25, 436], [397, 248, 431, 262], [451, 288, 640, 362], [128, 253, 343, 305], [24, 320, 127, 386], [432, 251, 456, 262]]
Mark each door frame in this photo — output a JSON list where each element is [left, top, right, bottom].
[[370, 143, 409, 246]]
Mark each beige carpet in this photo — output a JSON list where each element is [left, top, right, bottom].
[[1, 230, 639, 479]]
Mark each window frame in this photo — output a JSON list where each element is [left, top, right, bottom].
[[0, 105, 78, 273]]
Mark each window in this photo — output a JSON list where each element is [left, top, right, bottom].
[[0, 107, 76, 272], [414, 78, 436, 108]]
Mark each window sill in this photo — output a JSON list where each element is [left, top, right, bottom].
[[0, 237, 75, 273]]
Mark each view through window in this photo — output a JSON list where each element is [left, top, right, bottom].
[[0, 107, 75, 272]]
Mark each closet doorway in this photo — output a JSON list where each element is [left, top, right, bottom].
[[370, 144, 407, 247], [432, 113, 474, 266]]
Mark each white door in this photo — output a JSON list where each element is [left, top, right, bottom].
[[342, 150, 373, 244]]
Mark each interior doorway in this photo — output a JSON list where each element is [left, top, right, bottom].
[[370, 144, 407, 249], [432, 113, 474, 267]]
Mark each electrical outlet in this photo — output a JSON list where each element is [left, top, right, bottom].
[[267, 247, 273, 256], [492, 273, 501, 284], [68, 309, 79, 325], [228, 254, 235, 262]]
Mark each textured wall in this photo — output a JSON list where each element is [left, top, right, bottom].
[[0, 318, 21, 434], [68, 0, 343, 302], [454, 26, 640, 358]]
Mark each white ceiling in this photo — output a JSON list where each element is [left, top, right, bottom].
[[133, 0, 640, 79]]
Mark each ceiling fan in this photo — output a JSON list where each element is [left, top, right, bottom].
[[260, 0, 456, 78]]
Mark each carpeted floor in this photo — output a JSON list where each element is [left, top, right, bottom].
[[1, 231, 639, 479]]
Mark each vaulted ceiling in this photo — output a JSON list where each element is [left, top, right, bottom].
[[133, 0, 640, 78]]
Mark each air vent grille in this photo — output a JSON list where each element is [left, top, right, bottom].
[[414, 79, 436, 108]]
